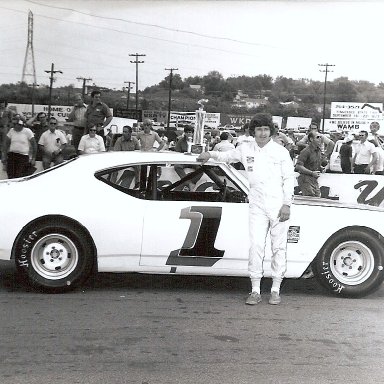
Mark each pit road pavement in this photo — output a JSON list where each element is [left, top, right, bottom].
[[0, 260, 383, 384]]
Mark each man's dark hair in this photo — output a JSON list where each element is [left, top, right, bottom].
[[243, 122, 249, 130], [308, 131, 318, 141], [360, 130, 368, 138], [220, 132, 229, 141], [184, 125, 194, 134], [49, 117, 57, 123], [91, 90, 101, 98], [249, 113, 275, 136], [122, 125, 132, 132]]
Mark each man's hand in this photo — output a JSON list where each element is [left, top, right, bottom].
[[312, 170, 321, 178], [197, 152, 211, 163], [278, 204, 291, 222], [364, 165, 371, 174]]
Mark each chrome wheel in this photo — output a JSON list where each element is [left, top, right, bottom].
[[330, 241, 375, 285], [30, 233, 79, 280]]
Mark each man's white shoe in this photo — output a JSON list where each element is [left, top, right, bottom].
[[245, 292, 262, 305], [269, 291, 281, 305]]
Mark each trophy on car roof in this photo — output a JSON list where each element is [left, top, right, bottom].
[[188, 98, 209, 154]]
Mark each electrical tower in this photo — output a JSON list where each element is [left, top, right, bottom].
[[21, 10, 37, 84], [124, 81, 135, 110], [77, 77, 92, 99]]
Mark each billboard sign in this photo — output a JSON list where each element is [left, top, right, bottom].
[[331, 102, 383, 119], [321, 119, 384, 134]]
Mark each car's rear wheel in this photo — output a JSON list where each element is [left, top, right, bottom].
[[313, 228, 384, 297], [15, 222, 94, 292]]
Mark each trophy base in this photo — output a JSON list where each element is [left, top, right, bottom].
[[189, 143, 206, 154]]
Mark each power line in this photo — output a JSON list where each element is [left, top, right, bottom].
[[45, 62, 63, 118], [123, 81, 135, 110], [25, 0, 272, 48]]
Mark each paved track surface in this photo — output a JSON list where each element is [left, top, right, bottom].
[[0, 261, 383, 384]]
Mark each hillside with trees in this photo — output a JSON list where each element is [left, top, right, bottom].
[[2, 71, 384, 123]]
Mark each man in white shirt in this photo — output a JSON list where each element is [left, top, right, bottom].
[[197, 113, 294, 305], [236, 123, 254, 146], [213, 132, 235, 152], [352, 130, 377, 174], [78, 125, 106, 154], [38, 117, 67, 169]]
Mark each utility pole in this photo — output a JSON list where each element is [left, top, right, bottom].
[[318, 63, 335, 133], [29, 82, 39, 116], [129, 53, 145, 120], [124, 81, 135, 111], [76, 76, 92, 99], [165, 68, 178, 130], [44, 63, 63, 119]]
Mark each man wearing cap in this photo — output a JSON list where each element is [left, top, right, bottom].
[[197, 113, 294, 305], [340, 135, 354, 174], [2, 118, 36, 178]]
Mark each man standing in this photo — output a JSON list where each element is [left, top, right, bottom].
[[297, 122, 334, 159], [137, 119, 165, 151], [369, 121, 384, 149], [175, 125, 194, 153], [352, 130, 377, 174], [339, 135, 354, 174], [2, 118, 36, 179], [295, 131, 323, 197], [236, 123, 254, 146], [84, 90, 112, 142], [38, 117, 67, 169], [67, 93, 87, 153], [0, 100, 13, 157], [197, 113, 294, 305], [113, 125, 140, 151], [78, 125, 106, 154]]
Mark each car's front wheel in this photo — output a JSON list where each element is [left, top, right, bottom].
[[14, 222, 95, 292], [313, 228, 384, 298]]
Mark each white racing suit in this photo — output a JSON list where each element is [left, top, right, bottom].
[[209, 140, 294, 283]]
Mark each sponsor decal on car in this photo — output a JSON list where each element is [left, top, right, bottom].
[[17, 231, 38, 267], [322, 261, 344, 293]]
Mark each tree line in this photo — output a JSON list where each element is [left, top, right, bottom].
[[2, 71, 384, 121]]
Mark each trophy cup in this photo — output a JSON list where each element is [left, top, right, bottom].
[[188, 98, 209, 154]]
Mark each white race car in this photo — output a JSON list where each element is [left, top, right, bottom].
[[0, 151, 383, 297]]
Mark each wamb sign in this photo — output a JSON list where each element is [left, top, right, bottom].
[[321, 118, 384, 134]]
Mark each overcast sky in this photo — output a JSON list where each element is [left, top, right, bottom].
[[1, 0, 384, 91]]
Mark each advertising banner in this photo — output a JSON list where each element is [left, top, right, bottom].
[[331, 102, 383, 119], [142, 110, 167, 123], [286, 117, 312, 131], [169, 111, 220, 128], [321, 118, 384, 134], [223, 114, 282, 128], [8, 103, 115, 124]]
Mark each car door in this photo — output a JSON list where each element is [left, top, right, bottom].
[[140, 162, 249, 276]]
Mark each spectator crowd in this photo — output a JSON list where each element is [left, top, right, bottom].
[[1, 91, 384, 186]]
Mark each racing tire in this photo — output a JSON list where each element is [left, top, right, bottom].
[[313, 228, 384, 298], [14, 222, 95, 292]]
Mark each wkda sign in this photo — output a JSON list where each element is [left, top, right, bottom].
[[331, 102, 383, 119]]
